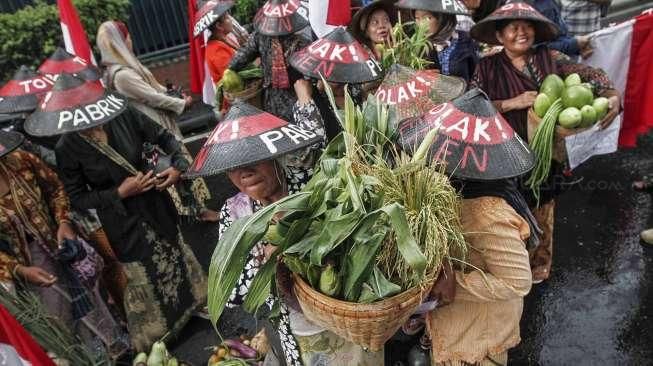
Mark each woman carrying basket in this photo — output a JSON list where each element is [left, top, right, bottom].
[[469, 2, 620, 283], [225, 0, 311, 123], [187, 80, 383, 365]]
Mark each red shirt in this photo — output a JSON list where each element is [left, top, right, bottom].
[[205, 39, 236, 84]]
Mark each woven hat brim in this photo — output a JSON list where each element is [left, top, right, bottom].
[[0, 130, 25, 158], [183, 124, 322, 178], [398, 122, 535, 180], [0, 95, 39, 114], [395, 0, 470, 15], [470, 14, 559, 45], [193, 1, 235, 37], [253, 2, 310, 36], [289, 50, 384, 84], [24, 91, 128, 137]]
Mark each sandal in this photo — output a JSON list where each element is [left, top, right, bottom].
[[531, 266, 549, 284]]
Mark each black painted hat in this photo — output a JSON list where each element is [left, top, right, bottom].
[[396, 88, 535, 180], [253, 0, 310, 36], [0, 66, 55, 114], [470, 1, 559, 45], [185, 102, 322, 178], [38, 47, 102, 81], [24, 73, 127, 137], [375, 64, 465, 131], [0, 130, 24, 158], [193, 0, 235, 38], [395, 0, 470, 15], [289, 27, 384, 84]]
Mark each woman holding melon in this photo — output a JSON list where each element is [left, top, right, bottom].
[[469, 1, 620, 283]]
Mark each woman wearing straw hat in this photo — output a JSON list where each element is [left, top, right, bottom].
[[187, 80, 383, 365], [0, 129, 129, 359], [96, 21, 219, 223], [24, 73, 207, 352], [396, 0, 479, 82], [469, 1, 620, 283], [226, 0, 311, 123], [349, 0, 397, 60], [397, 89, 537, 366]]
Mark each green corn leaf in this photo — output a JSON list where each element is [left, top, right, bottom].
[[283, 254, 309, 278], [370, 265, 402, 298], [284, 228, 321, 255], [381, 203, 427, 279], [343, 223, 388, 301], [207, 192, 309, 325], [242, 252, 278, 313], [309, 208, 363, 266]]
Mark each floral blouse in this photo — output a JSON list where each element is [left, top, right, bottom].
[[0, 150, 70, 282], [217, 100, 325, 366]]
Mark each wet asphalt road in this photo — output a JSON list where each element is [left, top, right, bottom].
[[170, 134, 653, 365]]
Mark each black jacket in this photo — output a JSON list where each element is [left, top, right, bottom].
[[55, 108, 189, 262]]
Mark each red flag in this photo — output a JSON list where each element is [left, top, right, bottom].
[[0, 303, 56, 366], [621, 12, 653, 147], [326, 0, 352, 26], [188, 0, 216, 105], [57, 0, 97, 66]]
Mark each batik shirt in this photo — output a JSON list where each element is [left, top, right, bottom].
[[218, 100, 325, 366], [0, 151, 70, 282]]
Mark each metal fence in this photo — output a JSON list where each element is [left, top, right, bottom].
[[0, 0, 191, 61]]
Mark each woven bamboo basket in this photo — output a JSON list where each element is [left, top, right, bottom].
[[292, 273, 434, 351], [224, 79, 263, 109], [527, 108, 591, 163]]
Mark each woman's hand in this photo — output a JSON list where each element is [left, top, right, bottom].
[[576, 35, 594, 59], [294, 79, 313, 106], [56, 222, 76, 244], [184, 95, 193, 109], [502, 91, 538, 112], [117, 171, 157, 198], [598, 95, 621, 130], [155, 167, 181, 191], [16, 265, 57, 287], [430, 261, 456, 306]]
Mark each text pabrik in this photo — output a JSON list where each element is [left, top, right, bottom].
[[57, 94, 125, 130]]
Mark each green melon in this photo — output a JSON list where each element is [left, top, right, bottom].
[[580, 105, 597, 127], [562, 85, 593, 109], [564, 73, 582, 87], [558, 107, 582, 128], [540, 74, 565, 101], [534, 93, 552, 118]]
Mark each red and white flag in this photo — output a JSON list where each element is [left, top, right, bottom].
[[189, 0, 216, 106], [582, 10, 653, 147], [308, 0, 352, 38], [57, 0, 97, 66], [0, 303, 56, 366]]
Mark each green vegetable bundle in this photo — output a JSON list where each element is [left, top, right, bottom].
[[0, 284, 106, 366], [214, 64, 263, 107], [207, 78, 465, 325], [378, 18, 434, 70]]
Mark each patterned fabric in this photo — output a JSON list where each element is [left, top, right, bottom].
[[123, 222, 207, 352], [434, 352, 508, 366], [296, 330, 385, 365], [456, 14, 475, 32], [471, 46, 614, 140], [561, 0, 602, 36], [0, 151, 70, 282], [229, 31, 310, 121], [218, 100, 326, 365], [271, 37, 291, 89], [427, 197, 531, 364], [430, 30, 478, 82]]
